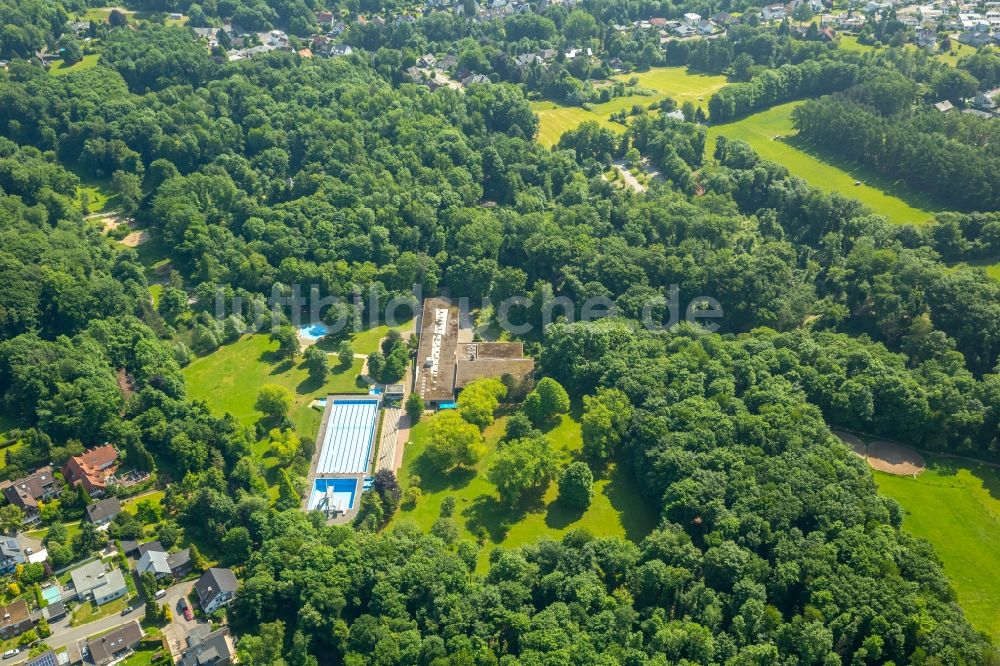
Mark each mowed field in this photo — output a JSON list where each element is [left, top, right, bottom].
[[533, 67, 728, 147], [182, 334, 366, 436], [875, 458, 1000, 642], [391, 411, 657, 572], [48, 53, 100, 77], [706, 102, 938, 224]]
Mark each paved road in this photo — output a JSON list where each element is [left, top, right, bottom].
[[10, 579, 196, 666], [42, 602, 145, 651]]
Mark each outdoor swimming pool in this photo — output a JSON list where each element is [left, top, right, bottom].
[[41, 585, 61, 605], [306, 477, 358, 513], [299, 323, 328, 340]]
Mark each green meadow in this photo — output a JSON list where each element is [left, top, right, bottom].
[[391, 411, 657, 572], [533, 66, 728, 147], [48, 53, 100, 77], [875, 458, 1000, 642], [706, 102, 938, 224], [181, 334, 366, 435]]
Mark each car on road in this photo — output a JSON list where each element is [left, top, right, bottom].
[[155, 589, 166, 599], [178, 597, 193, 621], [121, 606, 135, 616], [3, 649, 20, 659]]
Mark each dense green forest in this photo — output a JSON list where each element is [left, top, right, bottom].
[[0, 0, 999, 662]]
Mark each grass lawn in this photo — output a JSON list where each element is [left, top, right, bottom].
[[182, 334, 367, 434], [148, 284, 162, 308], [533, 67, 728, 147], [936, 42, 978, 67], [330, 318, 414, 357], [48, 53, 100, 77], [71, 593, 134, 626], [392, 411, 657, 572], [119, 638, 169, 666], [838, 35, 880, 54], [706, 102, 939, 225], [68, 163, 116, 214], [875, 458, 1000, 642], [27, 520, 83, 544], [122, 490, 166, 515]]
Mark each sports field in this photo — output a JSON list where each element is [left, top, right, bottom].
[[875, 458, 1000, 642], [392, 411, 656, 572], [706, 102, 938, 225], [533, 67, 727, 147]]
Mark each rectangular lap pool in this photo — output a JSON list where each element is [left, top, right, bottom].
[[315, 397, 380, 475]]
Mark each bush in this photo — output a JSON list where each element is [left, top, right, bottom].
[[402, 487, 421, 509]]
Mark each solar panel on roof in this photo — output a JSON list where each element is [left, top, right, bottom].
[[26, 652, 58, 666]]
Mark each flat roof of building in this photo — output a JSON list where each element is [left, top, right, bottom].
[[314, 397, 381, 475], [415, 297, 459, 403], [455, 357, 535, 389]]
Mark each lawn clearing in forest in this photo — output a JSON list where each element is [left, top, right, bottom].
[[69, 163, 116, 214], [706, 102, 938, 225], [48, 53, 101, 77], [874, 457, 1000, 642], [182, 334, 366, 435], [533, 67, 728, 147], [391, 411, 657, 572]]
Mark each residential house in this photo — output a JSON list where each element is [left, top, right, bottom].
[[934, 99, 955, 112], [1, 467, 60, 523], [69, 561, 128, 605], [914, 28, 937, 48], [712, 11, 736, 24], [438, 54, 458, 70], [137, 549, 172, 579], [317, 10, 335, 25], [195, 568, 239, 613], [762, 4, 787, 20], [41, 601, 66, 622], [0, 600, 33, 640], [462, 73, 491, 85], [84, 620, 143, 665], [167, 548, 193, 577], [25, 651, 63, 666], [329, 44, 353, 57], [63, 445, 118, 496], [973, 88, 998, 110], [683, 12, 702, 24], [0, 537, 25, 574], [179, 627, 237, 666], [85, 497, 121, 526], [418, 53, 438, 68]]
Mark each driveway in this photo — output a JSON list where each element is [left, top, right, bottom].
[[159, 580, 210, 660], [11, 579, 197, 665]]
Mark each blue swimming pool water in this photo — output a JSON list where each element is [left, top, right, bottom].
[[41, 586, 61, 604], [369, 387, 383, 395], [307, 477, 358, 512], [299, 323, 328, 340]]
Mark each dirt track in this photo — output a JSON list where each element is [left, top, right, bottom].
[[833, 431, 925, 476]]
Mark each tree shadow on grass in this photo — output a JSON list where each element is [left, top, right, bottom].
[[544, 498, 586, 530], [270, 360, 294, 375], [603, 462, 658, 542], [463, 494, 509, 543], [410, 455, 476, 493], [296, 374, 324, 394]]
